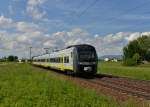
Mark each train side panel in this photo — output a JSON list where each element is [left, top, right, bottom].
[[33, 47, 75, 72]]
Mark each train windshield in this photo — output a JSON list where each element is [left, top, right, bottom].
[[77, 46, 97, 62]]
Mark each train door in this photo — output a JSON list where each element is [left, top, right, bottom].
[[64, 51, 73, 71], [61, 54, 64, 71]]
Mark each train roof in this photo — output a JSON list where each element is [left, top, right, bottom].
[[33, 44, 95, 59], [66, 44, 94, 49]]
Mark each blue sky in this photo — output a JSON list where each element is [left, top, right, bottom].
[[0, 0, 150, 58], [1, 0, 150, 35]]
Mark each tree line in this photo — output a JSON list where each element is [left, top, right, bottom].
[[0, 55, 18, 62]]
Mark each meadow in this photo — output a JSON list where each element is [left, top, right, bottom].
[[98, 61, 150, 80], [0, 63, 137, 107]]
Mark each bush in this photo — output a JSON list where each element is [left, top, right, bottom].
[[123, 53, 141, 66], [123, 58, 137, 66], [132, 53, 140, 64]]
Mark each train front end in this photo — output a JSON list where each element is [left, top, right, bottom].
[[73, 45, 98, 75]]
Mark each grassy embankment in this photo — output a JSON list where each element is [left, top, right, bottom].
[[98, 61, 150, 80], [0, 63, 137, 107]]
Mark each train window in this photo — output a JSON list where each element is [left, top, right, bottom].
[[56, 58, 58, 63], [64, 56, 69, 63], [59, 57, 61, 63], [58, 57, 60, 63], [67, 56, 69, 63], [64, 57, 65, 63], [57, 58, 59, 63], [49, 57, 63, 63], [71, 52, 73, 58], [50, 58, 53, 62], [46, 59, 48, 62], [64, 57, 66, 63], [56, 57, 58, 63], [61, 57, 63, 63]]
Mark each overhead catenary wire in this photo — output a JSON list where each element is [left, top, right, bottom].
[[77, 0, 99, 17], [68, 0, 103, 27], [69, 0, 150, 34]]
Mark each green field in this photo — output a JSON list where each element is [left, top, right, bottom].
[[98, 61, 150, 80], [0, 63, 138, 107]]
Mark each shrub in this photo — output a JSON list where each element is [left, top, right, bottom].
[[132, 53, 140, 64], [123, 58, 137, 66], [123, 53, 141, 66]]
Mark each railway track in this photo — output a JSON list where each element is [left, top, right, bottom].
[[88, 76, 150, 100], [68, 73, 150, 101]]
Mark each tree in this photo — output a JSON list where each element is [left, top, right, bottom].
[[137, 35, 150, 61], [7, 55, 18, 62], [123, 40, 141, 59], [123, 35, 150, 66]]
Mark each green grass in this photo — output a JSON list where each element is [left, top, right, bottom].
[[0, 63, 137, 107], [98, 61, 150, 80]]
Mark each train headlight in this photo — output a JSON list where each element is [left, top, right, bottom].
[[84, 67, 92, 71]]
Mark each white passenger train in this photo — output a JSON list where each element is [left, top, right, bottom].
[[33, 44, 98, 75]]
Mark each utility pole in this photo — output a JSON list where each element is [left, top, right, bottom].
[[29, 47, 32, 62]]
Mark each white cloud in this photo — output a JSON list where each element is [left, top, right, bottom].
[[0, 15, 45, 33], [1, 15, 150, 58], [0, 16, 15, 28], [125, 32, 141, 41], [26, 0, 48, 20], [43, 29, 150, 56], [16, 21, 42, 32]]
